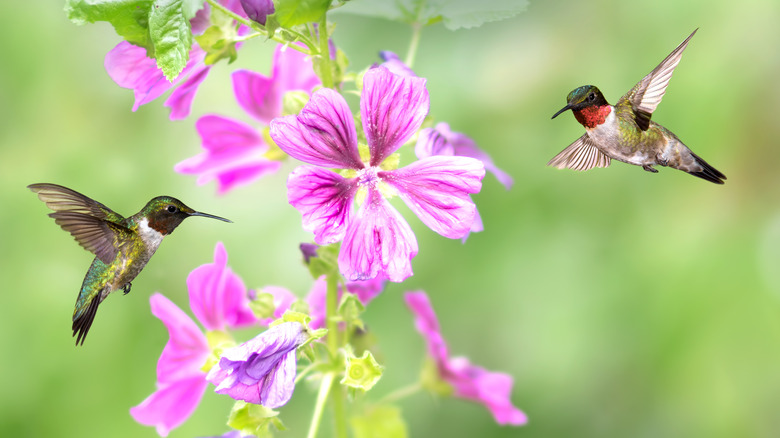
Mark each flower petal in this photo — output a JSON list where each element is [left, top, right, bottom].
[[446, 357, 528, 426], [164, 64, 211, 120], [272, 44, 320, 97], [421, 123, 513, 190], [360, 66, 429, 166], [403, 291, 449, 365], [187, 242, 256, 331], [383, 156, 484, 239], [379, 51, 418, 78], [130, 373, 208, 437], [150, 293, 210, 384], [207, 322, 305, 407], [287, 166, 358, 245], [339, 188, 418, 282], [176, 115, 271, 193], [270, 89, 363, 169], [105, 41, 205, 112], [232, 69, 277, 123], [240, 0, 274, 25], [415, 126, 455, 158]]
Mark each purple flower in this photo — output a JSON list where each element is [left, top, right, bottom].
[[404, 291, 528, 426], [131, 243, 256, 436], [104, 1, 248, 120], [176, 44, 320, 194], [270, 66, 485, 282], [206, 322, 308, 407], [240, 0, 274, 24]]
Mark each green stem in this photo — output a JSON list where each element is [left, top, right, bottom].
[[375, 383, 422, 405], [325, 272, 348, 438], [306, 373, 334, 438], [317, 13, 335, 88], [204, 0, 315, 55], [404, 23, 423, 69]]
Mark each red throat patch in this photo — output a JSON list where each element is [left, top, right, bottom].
[[573, 105, 612, 129]]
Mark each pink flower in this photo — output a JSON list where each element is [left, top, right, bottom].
[[206, 322, 308, 407], [176, 44, 320, 194], [270, 66, 485, 282], [404, 291, 527, 426], [131, 243, 256, 436], [104, 1, 248, 120]]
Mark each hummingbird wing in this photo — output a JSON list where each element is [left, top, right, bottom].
[[619, 29, 697, 131], [28, 183, 133, 265], [548, 134, 611, 171]]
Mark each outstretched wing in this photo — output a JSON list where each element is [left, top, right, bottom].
[[619, 29, 697, 131], [28, 183, 132, 264], [548, 134, 611, 171]]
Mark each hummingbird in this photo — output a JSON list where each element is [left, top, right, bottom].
[[28, 183, 231, 345], [549, 29, 726, 184]]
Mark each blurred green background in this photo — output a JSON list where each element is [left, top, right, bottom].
[[2, 0, 780, 437]]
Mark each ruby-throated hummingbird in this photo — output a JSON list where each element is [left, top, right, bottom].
[[549, 29, 726, 184], [29, 183, 231, 345]]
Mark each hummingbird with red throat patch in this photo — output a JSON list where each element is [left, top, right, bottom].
[[549, 29, 726, 184], [29, 183, 231, 345]]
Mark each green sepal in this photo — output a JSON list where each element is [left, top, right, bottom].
[[227, 401, 285, 437], [340, 350, 383, 391], [194, 7, 239, 65], [272, 310, 312, 328], [271, 0, 333, 27], [65, 0, 154, 52], [248, 291, 276, 320], [282, 90, 311, 116], [419, 356, 453, 397], [306, 243, 341, 279], [201, 330, 236, 373], [350, 405, 408, 438], [338, 292, 365, 331]]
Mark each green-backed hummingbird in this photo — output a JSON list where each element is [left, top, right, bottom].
[[549, 29, 726, 184], [28, 183, 231, 345]]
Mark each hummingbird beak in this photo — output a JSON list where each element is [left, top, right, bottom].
[[189, 211, 232, 223], [551, 103, 573, 119]]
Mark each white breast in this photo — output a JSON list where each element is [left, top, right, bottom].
[[137, 218, 164, 249]]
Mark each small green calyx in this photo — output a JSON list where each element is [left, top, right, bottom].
[[419, 357, 453, 397], [248, 291, 276, 320], [282, 90, 310, 116], [201, 330, 236, 373], [306, 243, 340, 279], [228, 400, 286, 437], [338, 292, 366, 331], [341, 350, 383, 391], [261, 126, 287, 161]]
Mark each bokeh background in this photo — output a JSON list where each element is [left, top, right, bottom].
[[2, 0, 780, 437]]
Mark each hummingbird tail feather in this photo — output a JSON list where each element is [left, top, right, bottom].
[[73, 296, 101, 346], [688, 152, 726, 184]]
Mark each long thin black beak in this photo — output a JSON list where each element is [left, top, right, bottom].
[[551, 104, 573, 119], [190, 211, 232, 223]]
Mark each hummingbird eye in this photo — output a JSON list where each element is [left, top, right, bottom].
[[166, 205, 178, 213], [588, 92, 596, 101]]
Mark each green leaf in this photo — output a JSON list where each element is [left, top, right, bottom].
[[149, 0, 202, 80], [194, 7, 240, 65], [65, 0, 154, 51], [272, 0, 332, 27], [351, 405, 408, 438], [337, 0, 527, 30]]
